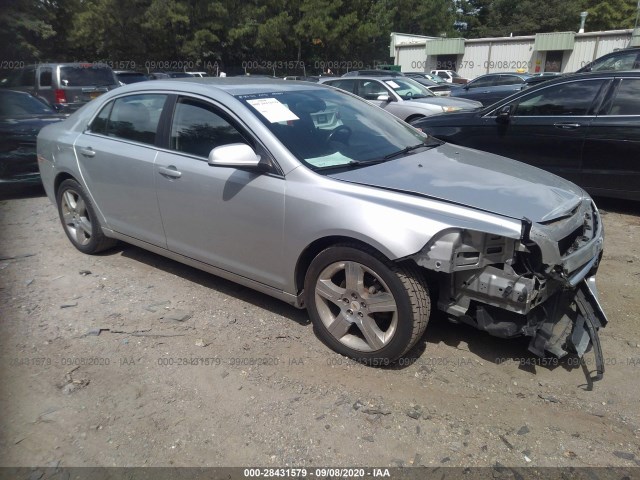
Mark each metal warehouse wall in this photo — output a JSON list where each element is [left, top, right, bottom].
[[395, 43, 430, 72], [392, 30, 633, 80]]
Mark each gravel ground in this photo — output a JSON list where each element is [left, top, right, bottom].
[[0, 185, 639, 469]]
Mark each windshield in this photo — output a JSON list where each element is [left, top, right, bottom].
[[0, 91, 55, 116], [60, 65, 116, 87], [426, 74, 446, 84], [384, 78, 434, 99], [450, 71, 461, 78], [236, 88, 440, 171]]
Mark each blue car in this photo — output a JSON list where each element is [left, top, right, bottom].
[[450, 72, 531, 106]]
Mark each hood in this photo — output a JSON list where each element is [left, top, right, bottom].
[[328, 143, 585, 223], [409, 96, 482, 110], [0, 115, 65, 136]]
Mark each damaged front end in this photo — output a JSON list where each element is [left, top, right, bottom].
[[412, 198, 607, 379]]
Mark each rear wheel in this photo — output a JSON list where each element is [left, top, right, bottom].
[[56, 179, 116, 254], [305, 245, 430, 364]]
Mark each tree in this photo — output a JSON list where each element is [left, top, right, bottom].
[[479, 0, 586, 37], [0, 0, 55, 61], [68, 0, 149, 63], [583, 0, 638, 31]]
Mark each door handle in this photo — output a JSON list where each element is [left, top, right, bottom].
[[158, 165, 182, 178], [79, 147, 95, 157], [554, 123, 581, 130]]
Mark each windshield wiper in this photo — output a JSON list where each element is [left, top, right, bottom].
[[383, 143, 427, 160]]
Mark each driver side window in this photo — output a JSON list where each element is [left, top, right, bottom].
[[514, 80, 604, 116], [170, 97, 248, 158]]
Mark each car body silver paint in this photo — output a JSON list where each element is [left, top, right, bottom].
[[318, 77, 482, 120], [37, 78, 605, 352]]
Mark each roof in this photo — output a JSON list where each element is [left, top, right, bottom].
[[113, 77, 331, 96]]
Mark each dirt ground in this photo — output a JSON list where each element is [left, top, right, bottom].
[[0, 185, 639, 469]]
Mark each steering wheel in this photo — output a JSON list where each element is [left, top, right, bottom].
[[405, 91, 413, 98], [327, 125, 352, 144]]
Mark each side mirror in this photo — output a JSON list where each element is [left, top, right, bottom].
[[208, 143, 261, 169], [376, 94, 391, 102], [495, 105, 513, 124]]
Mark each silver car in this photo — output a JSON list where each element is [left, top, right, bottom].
[[37, 78, 608, 373], [319, 76, 481, 123]]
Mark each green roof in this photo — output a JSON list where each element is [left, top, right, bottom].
[[534, 32, 575, 51], [425, 38, 466, 55]]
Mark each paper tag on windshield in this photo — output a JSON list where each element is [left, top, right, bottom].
[[386, 80, 400, 89], [247, 98, 299, 123]]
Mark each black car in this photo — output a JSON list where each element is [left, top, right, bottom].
[[576, 47, 640, 73], [523, 72, 563, 89], [404, 73, 452, 96], [114, 70, 149, 84], [449, 72, 531, 106], [0, 90, 63, 184], [148, 71, 193, 79], [412, 71, 640, 201], [342, 70, 405, 77]]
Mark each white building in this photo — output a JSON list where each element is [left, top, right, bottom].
[[391, 28, 639, 79]]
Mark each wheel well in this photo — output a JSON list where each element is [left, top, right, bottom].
[[294, 236, 388, 294], [54, 172, 76, 196]]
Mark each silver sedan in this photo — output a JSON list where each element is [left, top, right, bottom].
[[319, 76, 481, 123], [37, 78, 607, 371]]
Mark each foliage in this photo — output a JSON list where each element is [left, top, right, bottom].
[[1, 0, 637, 74]]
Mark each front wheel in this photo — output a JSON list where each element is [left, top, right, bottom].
[[305, 245, 431, 364], [56, 179, 116, 254]]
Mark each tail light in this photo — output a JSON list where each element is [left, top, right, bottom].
[[54, 89, 67, 104]]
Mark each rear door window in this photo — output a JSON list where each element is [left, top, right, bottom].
[[324, 79, 357, 94], [469, 76, 495, 88], [606, 78, 640, 115], [93, 94, 167, 144], [39, 68, 52, 87], [495, 75, 524, 86]]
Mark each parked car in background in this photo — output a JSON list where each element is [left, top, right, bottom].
[[114, 70, 149, 85], [0, 90, 63, 184], [187, 72, 210, 77], [430, 70, 468, 84], [148, 72, 193, 79], [37, 77, 608, 368], [342, 70, 405, 77], [576, 47, 640, 73], [320, 76, 481, 123], [283, 76, 321, 82], [523, 72, 563, 89], [1, 63, 119, 114], [413, 71, 640, 201], [406, 72, 449, 84], [404, 73, 451, 96], [450, 72, 532, 106]]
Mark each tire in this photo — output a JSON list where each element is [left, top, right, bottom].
[[304, 244, 430, 365], [56, 179, 116, 254]]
